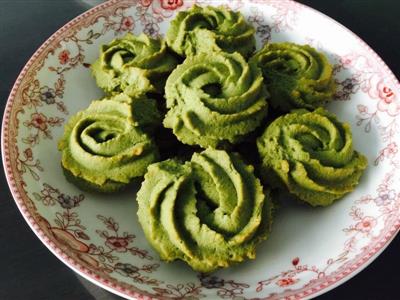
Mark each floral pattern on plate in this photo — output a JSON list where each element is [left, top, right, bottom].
[[2, 0, 399, 299]]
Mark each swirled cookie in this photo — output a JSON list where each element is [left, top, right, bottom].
[[103, 93, 162, 134], [166, 5, 255, 57], [58, 98, 159, 193], [91, 33, 178, 95], [137, 148, 273, 272], [164, 51, 268, 148], [257, 108, 367, 206], [250, 42, 336, 111]]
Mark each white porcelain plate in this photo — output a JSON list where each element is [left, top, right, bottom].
[[2, 0, 400, 299]]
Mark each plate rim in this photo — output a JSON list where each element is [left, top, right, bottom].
[[1, 0, 399, 299]]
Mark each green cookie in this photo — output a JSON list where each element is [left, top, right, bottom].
[[167, 5, 256, 58], [164, 51, 268, 148], [137, 148, 273, 273], [257, 107, 368, 206], [91, 33, 178, 95], [250, 42, 336, 112], [58, 99, 159, 193]]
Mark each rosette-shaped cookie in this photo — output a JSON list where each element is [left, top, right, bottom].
[[137, 148, 273, 273], [58, 99, 159, 193], [104, 93, 162, 134], [250, 42, 336, 111], [166, 5, 255, 57], [257, 108, 368, 206], [91, 33, 178, 94], [164, 52, 268, 148]]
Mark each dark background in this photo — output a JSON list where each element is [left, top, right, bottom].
[[0, 1, 398, 299]]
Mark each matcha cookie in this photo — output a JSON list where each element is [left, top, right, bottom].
[[58, 99, 159, 193], [91, 33, 178, 95], [166, 5, 255, 57], [250, 42, 336, 112], [103, 93, 162, 134], [137, 148, 273, 273], [164, 51, 268, 148], [257, 108, 367, 206]]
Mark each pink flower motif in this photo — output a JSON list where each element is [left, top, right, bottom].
[[58, 50, 70, 65], [276, 277, 299, 287], [161, 0, 183, 10], [377, 84, 400, 116], [340, 53, 372, 70], [292, 257, 300, 266], [140, 0, 152, 7], [31, 113, 48, 131], [120, 16, 134, 31], [147, 0, 188, 17], [105, 236, 130, 252], [383, 142, 398, 158], [341, 57, 352, 67], [357, 104, 368, 114], [355, 216, 377, 233]]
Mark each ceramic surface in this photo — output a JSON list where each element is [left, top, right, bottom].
[[2, 0, 399, 299]]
